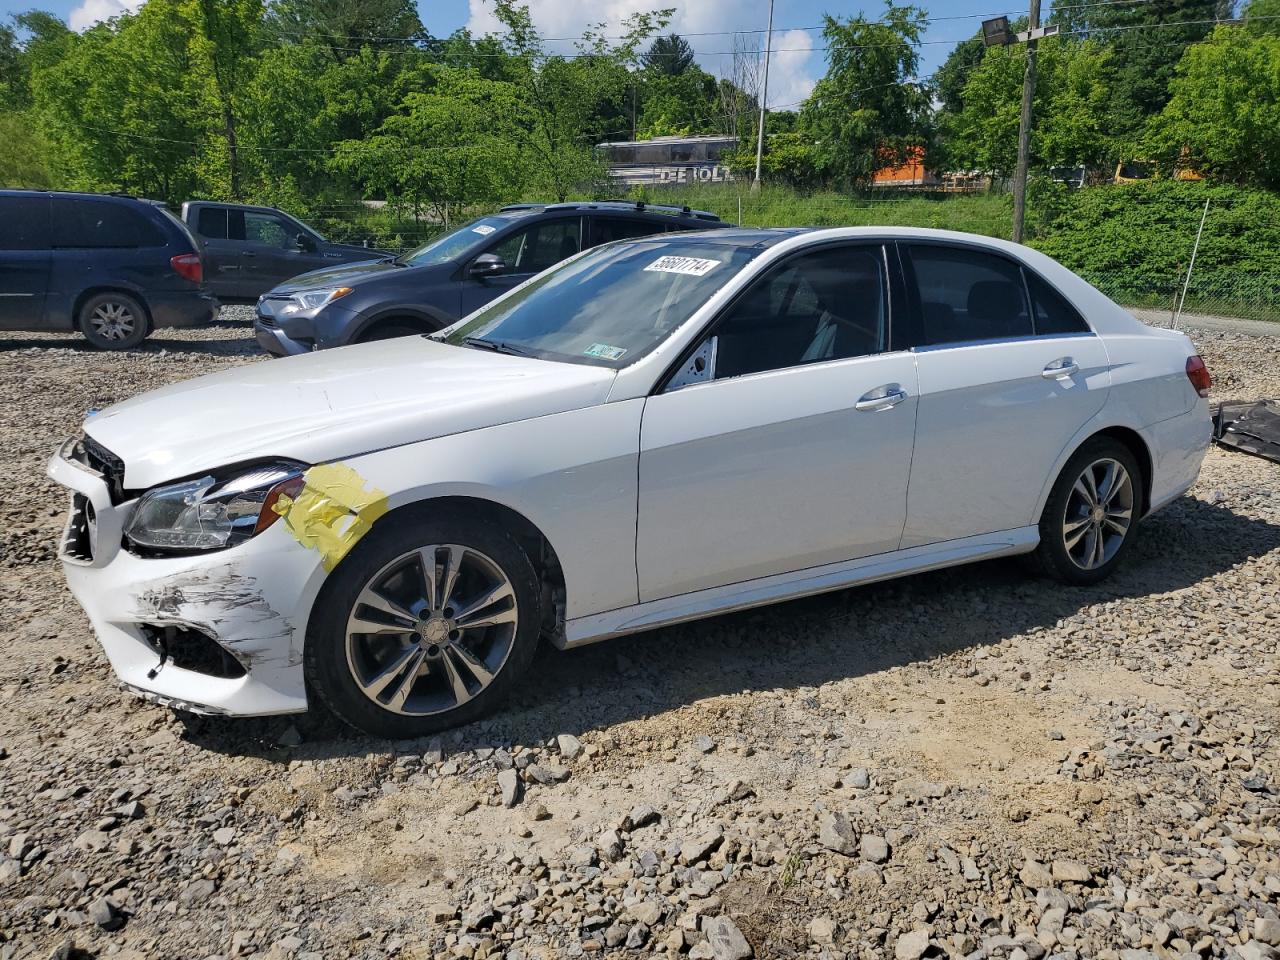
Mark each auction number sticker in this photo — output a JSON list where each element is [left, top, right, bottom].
[[644, 255, 721, 277], [472, 224, 497, 236], [584, 342, 627, 361]]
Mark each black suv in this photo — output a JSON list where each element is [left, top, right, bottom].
[[254, 200, 727, 356], [0, 189, 217, 350]]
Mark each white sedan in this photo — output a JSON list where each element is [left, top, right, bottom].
[[49, 227, 1213, 737]]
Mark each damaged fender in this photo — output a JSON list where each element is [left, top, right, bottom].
[[273, 462, 389, 571]]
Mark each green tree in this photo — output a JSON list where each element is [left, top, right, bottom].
[[1243, 0, 1280, 34], [637, 67, 721, 137], [1148, 25, 1280, 188], [932, 32, 985, 114], [0, 109, 56, 186], [642, 33, 695, 75], [941, 36, 1112, 176], [488, 0, 669, 199], [1052, 0, 1229, 137], [190, 0, 264, 199], [264, 0, 426, 63], [799, 3, 932, 186], [332, 66, 525, 221]]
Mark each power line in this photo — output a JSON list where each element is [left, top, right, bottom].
[[265, 0, 1175, 48]]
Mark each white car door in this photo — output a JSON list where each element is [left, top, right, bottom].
[[899, 242, 1111, 548], [636, 243, 920, 602]]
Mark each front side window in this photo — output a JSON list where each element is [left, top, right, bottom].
[[908, 244, 1032, 346], [707, 245, 889, 380], [244, 212, 292, 249], [487, 218, 581, 275], [444, 238, 760, 368]]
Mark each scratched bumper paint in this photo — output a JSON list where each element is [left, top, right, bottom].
[[49, 451, 326, 716], [273, 462, 388, 571]]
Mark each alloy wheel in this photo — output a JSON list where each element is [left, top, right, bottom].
[[344, 544, 519, 716], [1062, 457, 1134, 571], [89, 301, 137, 341]]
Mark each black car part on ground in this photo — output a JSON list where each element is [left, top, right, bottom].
[[1213, 399, 1280, 464]]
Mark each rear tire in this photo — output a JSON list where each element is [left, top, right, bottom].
[[1031, 437, 1142, 585], [78, 292, 149, 350], [305, 512, 542, 738]]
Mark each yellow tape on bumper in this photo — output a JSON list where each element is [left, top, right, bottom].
[[272, 463, 389, 571]]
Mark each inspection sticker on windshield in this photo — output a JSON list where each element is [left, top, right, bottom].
[[644, 255, 721, 277], [472, 224, 496, 236], [584, 342, 627, 361]]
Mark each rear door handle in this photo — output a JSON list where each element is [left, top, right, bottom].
[[242, 251, 257, 258], [855, 385, 908, 412], [1042, 357, 1079, 379]]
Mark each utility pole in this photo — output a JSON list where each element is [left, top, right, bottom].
[[752, 0, 775, 192], [982, 11, 1057, 243], [1011, 0, 1040, 243]]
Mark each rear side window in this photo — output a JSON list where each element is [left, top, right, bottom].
[[196, 207, 228, 239], [592, 217, 662, 245], [1025, 269, 1090, 335], [52, 199, 166, 249], [908, 244, 1031, 346], [0, 196, 51, 250]]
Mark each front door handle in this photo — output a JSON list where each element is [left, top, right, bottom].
[[242, 251, 257, 258], [1042, 357, 1079, 379], [855, 385, 908, 412]]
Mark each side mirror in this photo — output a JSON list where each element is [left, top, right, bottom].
[[468, 253, 507, 279], [295, 233, 316, 252]]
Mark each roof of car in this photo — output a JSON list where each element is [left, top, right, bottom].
[[499, 200, 723, 223]]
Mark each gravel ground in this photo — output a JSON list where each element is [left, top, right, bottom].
[[0, 309, 1277, 960]]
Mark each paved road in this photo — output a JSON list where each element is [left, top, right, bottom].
[[1130, 307, 1280, 337]]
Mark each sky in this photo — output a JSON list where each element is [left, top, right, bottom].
[[6, 0, 1012, 110]]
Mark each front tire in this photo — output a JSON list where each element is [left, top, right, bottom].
[[78, 292, 149, 350], [1031, 437, 1142, 585], [305, 513, 542, 738]]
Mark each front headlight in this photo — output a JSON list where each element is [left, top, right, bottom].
[[125, 462, 306, 553], [280, 287, 353, 315]]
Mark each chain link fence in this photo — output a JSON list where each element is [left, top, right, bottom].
[[1085, 270, 1280, 327]]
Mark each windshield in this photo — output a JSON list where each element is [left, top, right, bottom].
[[398, 216, 511, 267], [444, 238, 760, 368]]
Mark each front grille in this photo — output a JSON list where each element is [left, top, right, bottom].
[[257, 315, 279, 329], [63, 493, 95, 562], [140, 624, 247, 679]]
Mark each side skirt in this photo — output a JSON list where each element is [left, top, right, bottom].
[[558, 526, 1040, 649]]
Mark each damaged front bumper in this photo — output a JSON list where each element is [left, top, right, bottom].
[[48, 449, 323, 716]]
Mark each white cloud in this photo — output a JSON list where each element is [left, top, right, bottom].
[[764, 28, 816, 111], [464, 0, 819, 112], [68, 0, 144, 32]]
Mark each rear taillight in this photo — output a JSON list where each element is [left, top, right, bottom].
[[170, 253, 203, 284], [1186, 355, 1211, 398]]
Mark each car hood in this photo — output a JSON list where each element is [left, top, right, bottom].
[[268, 258, 409, 294], [83, 339, 618, 490]]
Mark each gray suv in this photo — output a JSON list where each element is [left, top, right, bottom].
[[253, 201, 726, 356]]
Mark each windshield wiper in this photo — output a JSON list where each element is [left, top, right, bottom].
[[462, 336, 534, 357]]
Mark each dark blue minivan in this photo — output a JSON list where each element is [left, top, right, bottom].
[[0, 189, 218, 349]]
